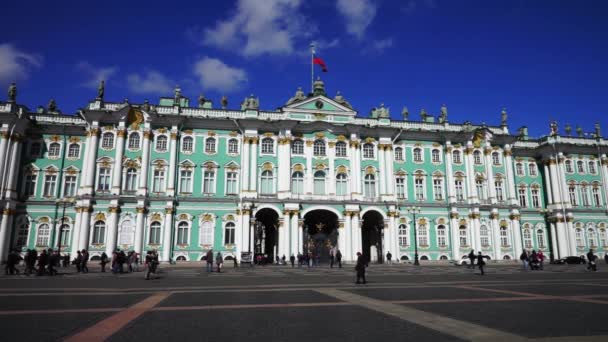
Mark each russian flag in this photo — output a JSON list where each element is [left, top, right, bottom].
[[313, 57, 328, 72]]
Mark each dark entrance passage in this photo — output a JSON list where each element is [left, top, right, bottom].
[[362, 211, 384, 263], [303, 210, 339, 263], [254, 208, 279, 263]]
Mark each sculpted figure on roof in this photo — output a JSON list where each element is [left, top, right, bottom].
[[333, 91, 352, 109], [286, 87, 306, 105], [7, 83, 16, 103]]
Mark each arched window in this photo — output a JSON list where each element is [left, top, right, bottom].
[[492, 152, 500, 165], [363, 143, 375, 159], [128, 132, 140, 149], [60, 224, 71, 247], [15, 222, 29, 248], [48, 142, 61, 157], [565, 160, 573, 173], [452, 150, 461, 164], [437, 225, 447, 247], [118, 220, 134, 245], [589, 161, 597, 174], [291, 171, 304, 194], [500, 227, 510, 247], [291, 139, 304, 155], [313, 140, 326, 156], [335, 141, 347, 157], [364, 174, 376, 198], [420, 255, 429, 261], [577, 160, 585, 173], [394, 147, 403, 161], [418, 224, 428, 246], [588, 228, 597, 247], [516, 163, 524, 176], [36, 223, 50, 246], [92, 221, 106, 245], [125, 168, 138, 192], [431, 149, 440, 163], [205, 137, 216, 153], [225, 171, 237, 195], [182, 136, 194, 152], [228, 139, 239, 154], [261, 138, 274, 154], [413, 148, 422, 162], [149, 221, 161, 244], [518, 187, 527, 207], [101, 132, 114, 149], [440, 255, 448, 260], [313, 171, 326, 195], [599, 229, 608, 247], [473, 150, 482, 164], [200, 220, 214, 245], [177, 221, 189, 245], [459, 226, 468, 246], [224, 222, 235, 245], [454, 176, 465, 202], [536, 229, 546, 249], [156, 135, 168, 152], [480, 225, 490, 247], [68, 143, 80, 158], [523, 228, 532, 249], [398, 224, 408, 246], [260, 170, 274, 194], [336, 173, 347, 196], [396, 176, 406, 199], [152, 169, 166, 193], [528, 163, 537, 176], [575, 228, 585, 247]]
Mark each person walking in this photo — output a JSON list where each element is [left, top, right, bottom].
[[281, 254, 286, 266], [477, 252, 489, 276], [468, 250, 476, 269], [336, 249, 342, 268], [24, 249, 35, 275], [386, 251, 392, 265], [48, 250, 58, 276], [290, 254, 295, 268], [355, 252, 367, 284], [206, 249, 213, 273], [37, 249, 48, 276], [520, 250, 529, 271], [100, 252, 108, 272], [74, 250, 82, 273], [5, 250, 20, 275], [587, 249, 597, 272], [297, 253, 303, 267], [538, 250, 545, 270], [145, 251, 159, 280], [604, 252, 608, 264], [216, 252, 223, 273], [81, 249, 89, 273]]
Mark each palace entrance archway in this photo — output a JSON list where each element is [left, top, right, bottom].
[[254, 208, 279, 263], [362, 211, 384, 263], [303, 210, 339, 263]]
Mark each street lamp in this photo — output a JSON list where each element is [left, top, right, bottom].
[[538, 208, 555, 263], [407, 206, 421, 266]]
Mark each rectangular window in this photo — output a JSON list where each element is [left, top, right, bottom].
[[179, 170, 192, 193], [531, 189, 540, 208], [459, 229, 468, 246], [335, 143, 347, 157], [63, 175, 77, 197], [495, 181, 504, 202], [518, 188, 527, 207], [336, 175, 347, 196], [153, 170, 166, 193], [203, 171, 215, 194], [455, 180, 464, 202], [396, 177, 406, 199], [43, 174, 57, 197], [476, 180, 486, 201], [433, 179, 443, 201], [97, 168, 111, 192], [24, 174, 37, 197], [581, 187, 590, 206], [437, 228, 446, 247], [226, 172, 238, 195], [415, 178, 424, 201], [593, 187, 602, 207]]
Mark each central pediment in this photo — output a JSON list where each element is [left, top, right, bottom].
[[282, 95, 356, 117]]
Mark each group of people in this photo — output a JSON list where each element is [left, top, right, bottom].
[[5, 248, 73, 276], [204, 249, 230, 273], [98, 250, 139, 274], [519, 250, 546, 270], [467, 250, 491, 275]]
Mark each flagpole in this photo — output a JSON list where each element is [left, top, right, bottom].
[[310, 42, 315, 93]]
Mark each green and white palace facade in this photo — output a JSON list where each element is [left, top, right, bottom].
[[0, 79, 607, 264]]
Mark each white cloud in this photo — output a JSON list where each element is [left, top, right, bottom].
[[201, 0, 315, 57], [126, 70, 173, 94], [194, 57, 247, 93], [0, 43, 42, 84], [76, 62, 117, 89], [336, 0, 377, 39], [372, 38, 393, 52]]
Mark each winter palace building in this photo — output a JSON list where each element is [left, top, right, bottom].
[[0, 79, 607, 264]]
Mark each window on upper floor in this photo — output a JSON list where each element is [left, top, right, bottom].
[[414, 177, 425, 200], [433, 178, 443, 201], [48, 143, 61, 157], [413, 148, 422, 162], [313, 140, 326, 156], [156, 135, 168, 152], [473, 150, 482, 165], [228, 139, 239, 154], [589, 161, 597, 174], [291, 139, 304, 155], [260, 170, 274, 194], [313, 171, 326, 195], [291, 171, 304, 194], [480, 225, 490, 247], [455, 178, 465, 202], [529, 163, 537, 176], [394, 147, 404, 161], [431, 149, 441, 163], [363, 143, 375, 159], [518, 188, 527, 207], [101, 132, 114, 149], [531, 188, 541, 208], [569, 185, 578, 206], [261, 138, 274, 154], [581, 185, 590, 206], [395, 177, 406, 199], [335, 141, 347, 157], [476, 179, 487, 201], [577, 160, 585, 173], [565, 160, 573, 173], [452, 150, 462, 164], [364, 174, 376, 198], [492, 152, 501, 165], [128, 132, 140, 149], [205, 138, 216, 154], [182, 136, 194, 153], [495, 180, 504, 202], [67, 143, 80, 158], [593, 186, 602, 207], [516, 163, 524, 176], [336, 173, 348, 196]]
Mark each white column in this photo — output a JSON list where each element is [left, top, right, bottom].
[[279, 210, 290, 258], [338, 218, 346, 256], [472, 213, 481, 252], [504, 147, 517, 205], [558, 157, 571, 208], [378, 144, 386, 196], [450, 212, 460, 260], [111, 129, 126, 195], [305, 140, 313, 195], [78, 135, 91, 194], [543, 162, 554, 204], [344, 213, 352, 260], [249, 137, 258, 193], [79, 206, 91, 250], [0, 131, 11, 189], [241, 138, 250, 192], [387, 213, 396, 257], [134, 206, 145, 256], [566, 217, 576, 256], [166, 129, 178, 197], [105, 206, 119, 255], [297, 218, 304, 254], [548, 159, 562, 205], [277, 137, 291, 195], [464, 146, 478, 204], [554, 215, 568, 257], [290, 211, 299, 256], [385, 146, 395, 196], [5, 137, 22, 199], [484, 148, 496, 203], [0, 208, 15, 262], [601, 156, 608, 201], [510, 212, 523, 258], [491, 212, 501, 260], [549, 221, 559, 259], [235, 210, 243, 260], [355, 143, 362, 195], [71, 206, 82, 257], [445, 144, 455, 203], [84, 128, 99, 192], [138, 130, 151, 196], [162, 206, 174, 262], [352, 213, 361, 257], [328, 142, 336, 195], [241, 209, 251, 254]]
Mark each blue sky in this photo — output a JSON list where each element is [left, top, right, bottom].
[[1, 0, 607, 137]]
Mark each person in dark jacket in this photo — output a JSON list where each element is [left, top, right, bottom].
[[336, 249, 342, 268], [5, 250, 20, 275], [587, 249, 597, 271], [37, 249, 48, 276], [100, 252, 108, 272], [290, 254, 295, 268], [355, 252, 367, 284], [206, 249, 213, 272], [468, 250, 476, 269], [477, 252, 489, 276], [386, 251, 393, 265]]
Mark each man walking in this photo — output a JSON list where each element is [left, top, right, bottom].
[[477, 251, 489, 276], [355, 252, 367, 284], [587, 249, 597, 272], [336, 249, 342, 268], [206, 249, 213, 273], [468, 249, 476, 269], [386, 251, 392, 265], [290, 254, 295, 268], [216, 252, 223, 273], [520, 250, 529, 271], [329, 250, 335, 268]]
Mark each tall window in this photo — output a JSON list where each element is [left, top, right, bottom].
[[43, 174, 57, 197], [292, 140, 304, 155], [518, 188, 527, 207], [200, 221, 214, 245], [335, 142, 347, 157], [179, 170, 193, 193], [476, 179, 486, 201], [413, 148, 422, 162], [593, 187, 602, 207], [228, 139, 239, 154], [260, 170, 274, 194], [125, 168, 138, 192], [48, 143, 61, 157], [415, 178, 424, 200], [182, 136, 194, 152], [203, 170, 215, 194], [261, 138, 274, 154], [569, 185, 578, 206], [500, 227, 510, 247], [364, 174, 376, 198], [177, 222, 189, 245], [495, 180, 504, 202], [529, 163, 537, 176], [313, 171, 325, 195], [523, 228, 532, 249], [60, 224, 70, 246], [575, 228, 584, 248], [101, 132, 114, 149], [492, 152, 500, 165], [15, 223, 29, 248], [63, 175, 77, 197], [291, 171, 304, 194], [205, 138, 216, 153], [589, 161, 597, 174], [581, 185, 590, 206], [437, 225, 447, 247], [394, 147, 403, 161], [599, 229, 608, 247], [536, 229, 546, 249], [516, 163, 524, 176], [459, 226, 468, 246], [455, 179, 464, 202], [398, 224, 408, 246], [336, 173, 347, 196], [577, 161, 585, 173], [452, 150, 461, 164], [97, 167, 111, 192], [396, 177, 406, 199], [149, 222, 161, 244], [36, 224, 50, 246], [565, 160, 573, 173], [153, 169, 166, 193], [30, 142, 41, 157], [431, 149, 440, 163], [226, 172, 238, 195], [433, 178, 443, 201], [588, 228, 597, 247], [156, 135, 168, 152], [363, 143, 375, 159], [473, 150, 482, 165], [92, 221, 106, 244], [128, 133, 140, 149], [480, 225, 490, 247], [531, 189, 540, 208], [418, 224, 428, 246], [313, 140, 326, 156], [68, 144, 80, 158], [224, 222, 235, 245], [24, 174, 37, 197]]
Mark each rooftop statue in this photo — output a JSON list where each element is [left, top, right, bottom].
[[333, 91, 352, 109], [286, 87, 306, 105], [198, 94, 206, 108], [221, 96, 228, 109], [142, 99, 150, 112], [420, 108, 428, 121], [97, 80, 104, 100], [501, 108, 508, 126], [401, 106, 409, 120], [377, 103, 390, 118], [48, 99, 57, 113], [565, 123, 572, 136], [313, 77, 326, 97], [595, 122, 601, 137], [439, 104, 448, 123], [241, 94, 259, 110], [576, 125, 583, 137], [173, 85, 181, 106], [549, 121, 558, 136], [8, 82, 17, 103]]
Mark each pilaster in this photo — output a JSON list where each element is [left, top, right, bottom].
[[137, 128, 151, 196], [111, 126, 126, 195], [166, 127, 178, 197], [162, 204, 174, 262]]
